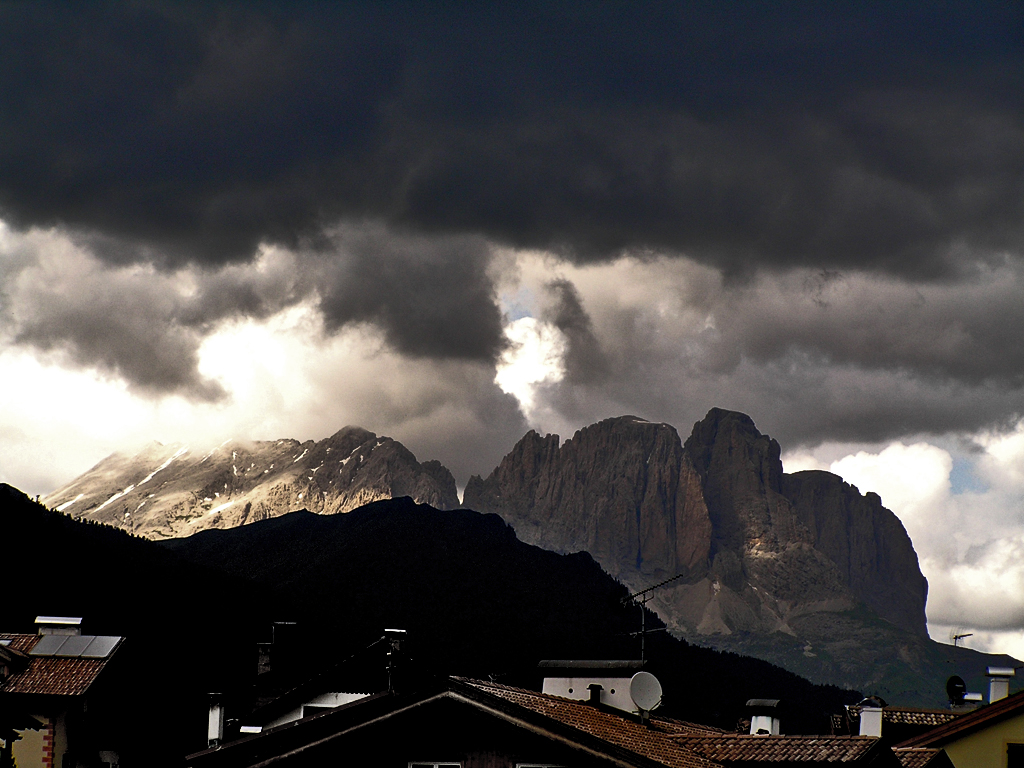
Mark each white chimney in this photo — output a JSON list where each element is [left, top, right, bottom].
[[987, 667, 1016, 703], [35, 616, 82, 636], [747, 699, 782, 735], [859, 706, 883, 737], [208, 694, 225, 747]]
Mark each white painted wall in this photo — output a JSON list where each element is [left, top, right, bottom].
[[263, 691, 368, 729], [541, 676, 638, 714]]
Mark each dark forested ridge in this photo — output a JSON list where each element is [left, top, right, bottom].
[[162, 495, 861, 733], [2, 482, 859, 747], [0, 483, 263, 764]]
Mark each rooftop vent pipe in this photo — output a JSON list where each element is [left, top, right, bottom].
[[385, 628, 407, 693]]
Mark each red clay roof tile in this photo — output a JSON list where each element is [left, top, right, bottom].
[[893, 748, 944, 768], [675, 734, 881, 763], [460, 678, 722, 768], [0, 633, 118, 697]]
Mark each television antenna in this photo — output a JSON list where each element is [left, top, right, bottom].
[[949, 628, 973, 648], [623, 571, 686, 662]]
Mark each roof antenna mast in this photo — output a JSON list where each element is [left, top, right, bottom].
[[623, 572, 686, 662]]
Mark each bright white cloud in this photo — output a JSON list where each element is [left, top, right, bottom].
[[828, 442, 954, 544], [494, 316, 567, 425], [977, 420, 1024, 491], [781, 452, 829, 474], [0, 292, 525, 496]]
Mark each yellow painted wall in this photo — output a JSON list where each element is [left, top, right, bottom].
[[11, 716, 48, 768], [943, 710, 1024, 768]]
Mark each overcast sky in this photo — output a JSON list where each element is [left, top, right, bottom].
[[1, 2, 1022, 656]]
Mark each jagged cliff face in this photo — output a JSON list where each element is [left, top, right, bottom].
[[464, 416, 712, 582], [43, 427, 459, 538], [464, 408, 931, 692], [781, 469, 928, 637]]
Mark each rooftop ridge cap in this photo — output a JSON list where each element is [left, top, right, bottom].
[[673, 733, 880, 740], [450, 678, 721, 768], [895, 688, 1024, 749]]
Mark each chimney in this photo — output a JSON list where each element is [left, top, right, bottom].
[[747, 699, 782, 735], [35, 616, 82, 636], [858, 700, 885, 738], [208, 693, 225, 747], [987, 667, 1016, 703], [588, 683, 604, 705]]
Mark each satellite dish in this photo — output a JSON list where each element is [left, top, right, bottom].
[[629, 671, 663, 712], [946, 675, 967, 703]]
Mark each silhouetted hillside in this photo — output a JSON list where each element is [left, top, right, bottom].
[[0, 483, 265, 764], [2, 482, 861, 744], [164, 496, 861, 732]]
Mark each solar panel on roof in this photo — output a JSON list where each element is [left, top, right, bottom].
[[29, 634, 70, 656], [55, 635, 94, 657], [80, 636, 121, 659], [28, 634, 122, 658]]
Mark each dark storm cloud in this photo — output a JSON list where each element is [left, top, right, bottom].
[[715, 269, 1024, 388], [542, 279, 608, 383], [511, 258, 1024, 451], [7, 254, 226, 400], [0, 222, 505, 397], [0, 237, 312, 399], [1, 1, 1021, 278], [1, 0, 1022, 418], [315, 225, 505, 360]]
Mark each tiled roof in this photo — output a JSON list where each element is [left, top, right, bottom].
[[883, 711, 958, 727], [0, 634, 119, 697], [191, 675, 907, 768], [893, 748, 944, 768], [896, 689, 1024, 749], [675, 734, 881, 763], [846, 706, 959, 727], [458, 678, 722, 768]]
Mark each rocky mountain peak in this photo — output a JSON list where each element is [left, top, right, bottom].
[[43, 427, 459, 538], [464, 414, 712, 582], [465, 407, 933, 694], [684, 408, 796, 563]]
